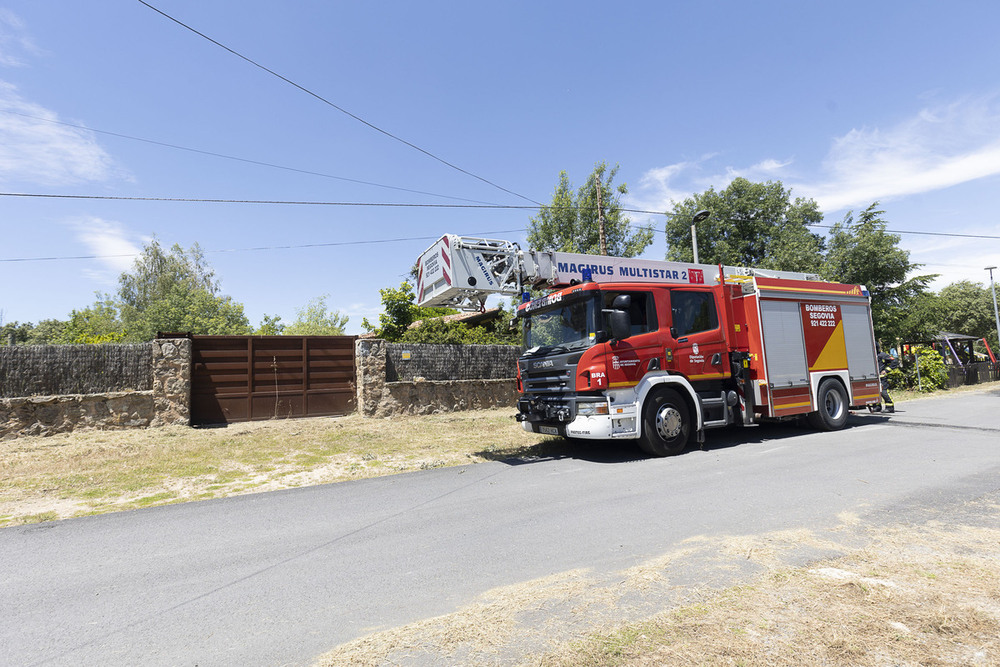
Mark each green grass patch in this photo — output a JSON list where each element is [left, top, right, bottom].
[[132, 492, 178, 507]]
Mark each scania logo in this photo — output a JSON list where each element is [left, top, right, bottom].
[[532, 360, 555, 369]]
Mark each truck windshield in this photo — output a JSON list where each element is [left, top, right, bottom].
[[522, 294, 598, 355]]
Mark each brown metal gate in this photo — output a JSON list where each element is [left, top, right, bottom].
[[190, 335, 356, 425]]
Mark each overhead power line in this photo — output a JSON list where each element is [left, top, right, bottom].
[[0, 109, 502, 205], [0, 230, 526, 264], [136, 0, 540, 206], [3, 191, 1000, 243], [803, 223, 1000, 241], [0, 191, 540, 209]]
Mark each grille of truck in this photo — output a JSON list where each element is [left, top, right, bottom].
[[520, 367, 573, 394]]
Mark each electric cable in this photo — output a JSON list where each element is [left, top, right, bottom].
[[0, 109, 500, 205], [2, 191, 997, 266], [3, 191, 1000, 242], [0, 191, 541, 209], [0, 229, 527, 263], [136, 0, 541, 206]]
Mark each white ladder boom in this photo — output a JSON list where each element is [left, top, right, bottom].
[[415, 234, 820, 310]]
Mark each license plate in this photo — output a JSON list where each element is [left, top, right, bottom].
[[539, 425, 559, 435]]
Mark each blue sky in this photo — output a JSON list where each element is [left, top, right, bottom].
[[2, 1, 999, 335]]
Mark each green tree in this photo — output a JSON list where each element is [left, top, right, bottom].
[[896, 291, 943, 344], [1, 316, 96, 345], [934, 280, 999, 350], [0, 320, 32, 345], [529, 161, 653, 257], [113, 239, 251, 341], [254, 314, 286, 336], [362, 281, 459, 342], [823, 203, 934, 341], [284, 295, 349, 335], [400, 307, 519, 345], [25, 319, 67, 345], [665, 178, 825, 271], [59, 299, 125, 344], [362, 282, 418, 341]]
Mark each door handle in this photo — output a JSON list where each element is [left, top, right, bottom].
[[711, 353, 722, 365]]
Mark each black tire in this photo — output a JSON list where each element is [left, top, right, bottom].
[[807, 379, 849, 431], [639, 388, 690, 457]]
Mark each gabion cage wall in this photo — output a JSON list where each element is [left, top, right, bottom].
[[0, 344, 153, 398], [386, 343, 519, 381]]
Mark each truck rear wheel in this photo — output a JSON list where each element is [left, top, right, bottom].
[[807, 379, 848, 431], [640, 388, 690, 457]]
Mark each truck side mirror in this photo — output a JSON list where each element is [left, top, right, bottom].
[[603, 294, 633, 343], [608, 310, 630, 342]]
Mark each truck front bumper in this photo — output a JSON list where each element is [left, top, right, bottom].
[[517, 394, 613, 439], [520, 413, 615, 439], [518, 395, 641, 440]]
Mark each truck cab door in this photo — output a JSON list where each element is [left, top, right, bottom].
[[665, 288, 728, 385], [602, 290, 661, 389]]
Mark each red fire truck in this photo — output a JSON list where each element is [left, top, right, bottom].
[[416, 235, 882, 456]]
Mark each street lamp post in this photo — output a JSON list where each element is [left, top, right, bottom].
[[987, 266, 1000, 354], [691, 209, 711, 264]]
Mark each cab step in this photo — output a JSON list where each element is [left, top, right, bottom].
[[699, 392, 731, 428]]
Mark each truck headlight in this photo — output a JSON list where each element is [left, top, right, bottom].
[[576, 402, 609, 416]]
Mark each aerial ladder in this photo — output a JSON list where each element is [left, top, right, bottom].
[[415, 233, 821, 310]]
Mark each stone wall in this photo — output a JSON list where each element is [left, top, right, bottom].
[[2, 337, 519, 436], [0, 392, 155, 439], [356, 339, 519, 418], [150, 338, 191, 427], [0, 338, 192, 439]]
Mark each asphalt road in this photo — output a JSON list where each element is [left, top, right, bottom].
[[3, 387, 999, 666]]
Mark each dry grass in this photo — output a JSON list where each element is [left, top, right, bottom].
[[889, 379, 1000, 404], [0, 409, 559, 526], [320, 569, 599, 667], [313, 515, 1000, 667], [538, 522, 1000, 667]]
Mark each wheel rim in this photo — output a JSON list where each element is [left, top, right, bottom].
[[824, 388, 844, 420], [655, 405, 682, 440]]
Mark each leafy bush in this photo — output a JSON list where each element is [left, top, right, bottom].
[[399, 314, 518, 345], [892, 347, 948, 392], [912, 347, 948, 391], [883, 367, 906, 390], [361, 282, 457, 342]]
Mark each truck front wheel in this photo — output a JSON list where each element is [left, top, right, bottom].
[[640, 388, 690, 457], [807, 379, 849, 431]]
